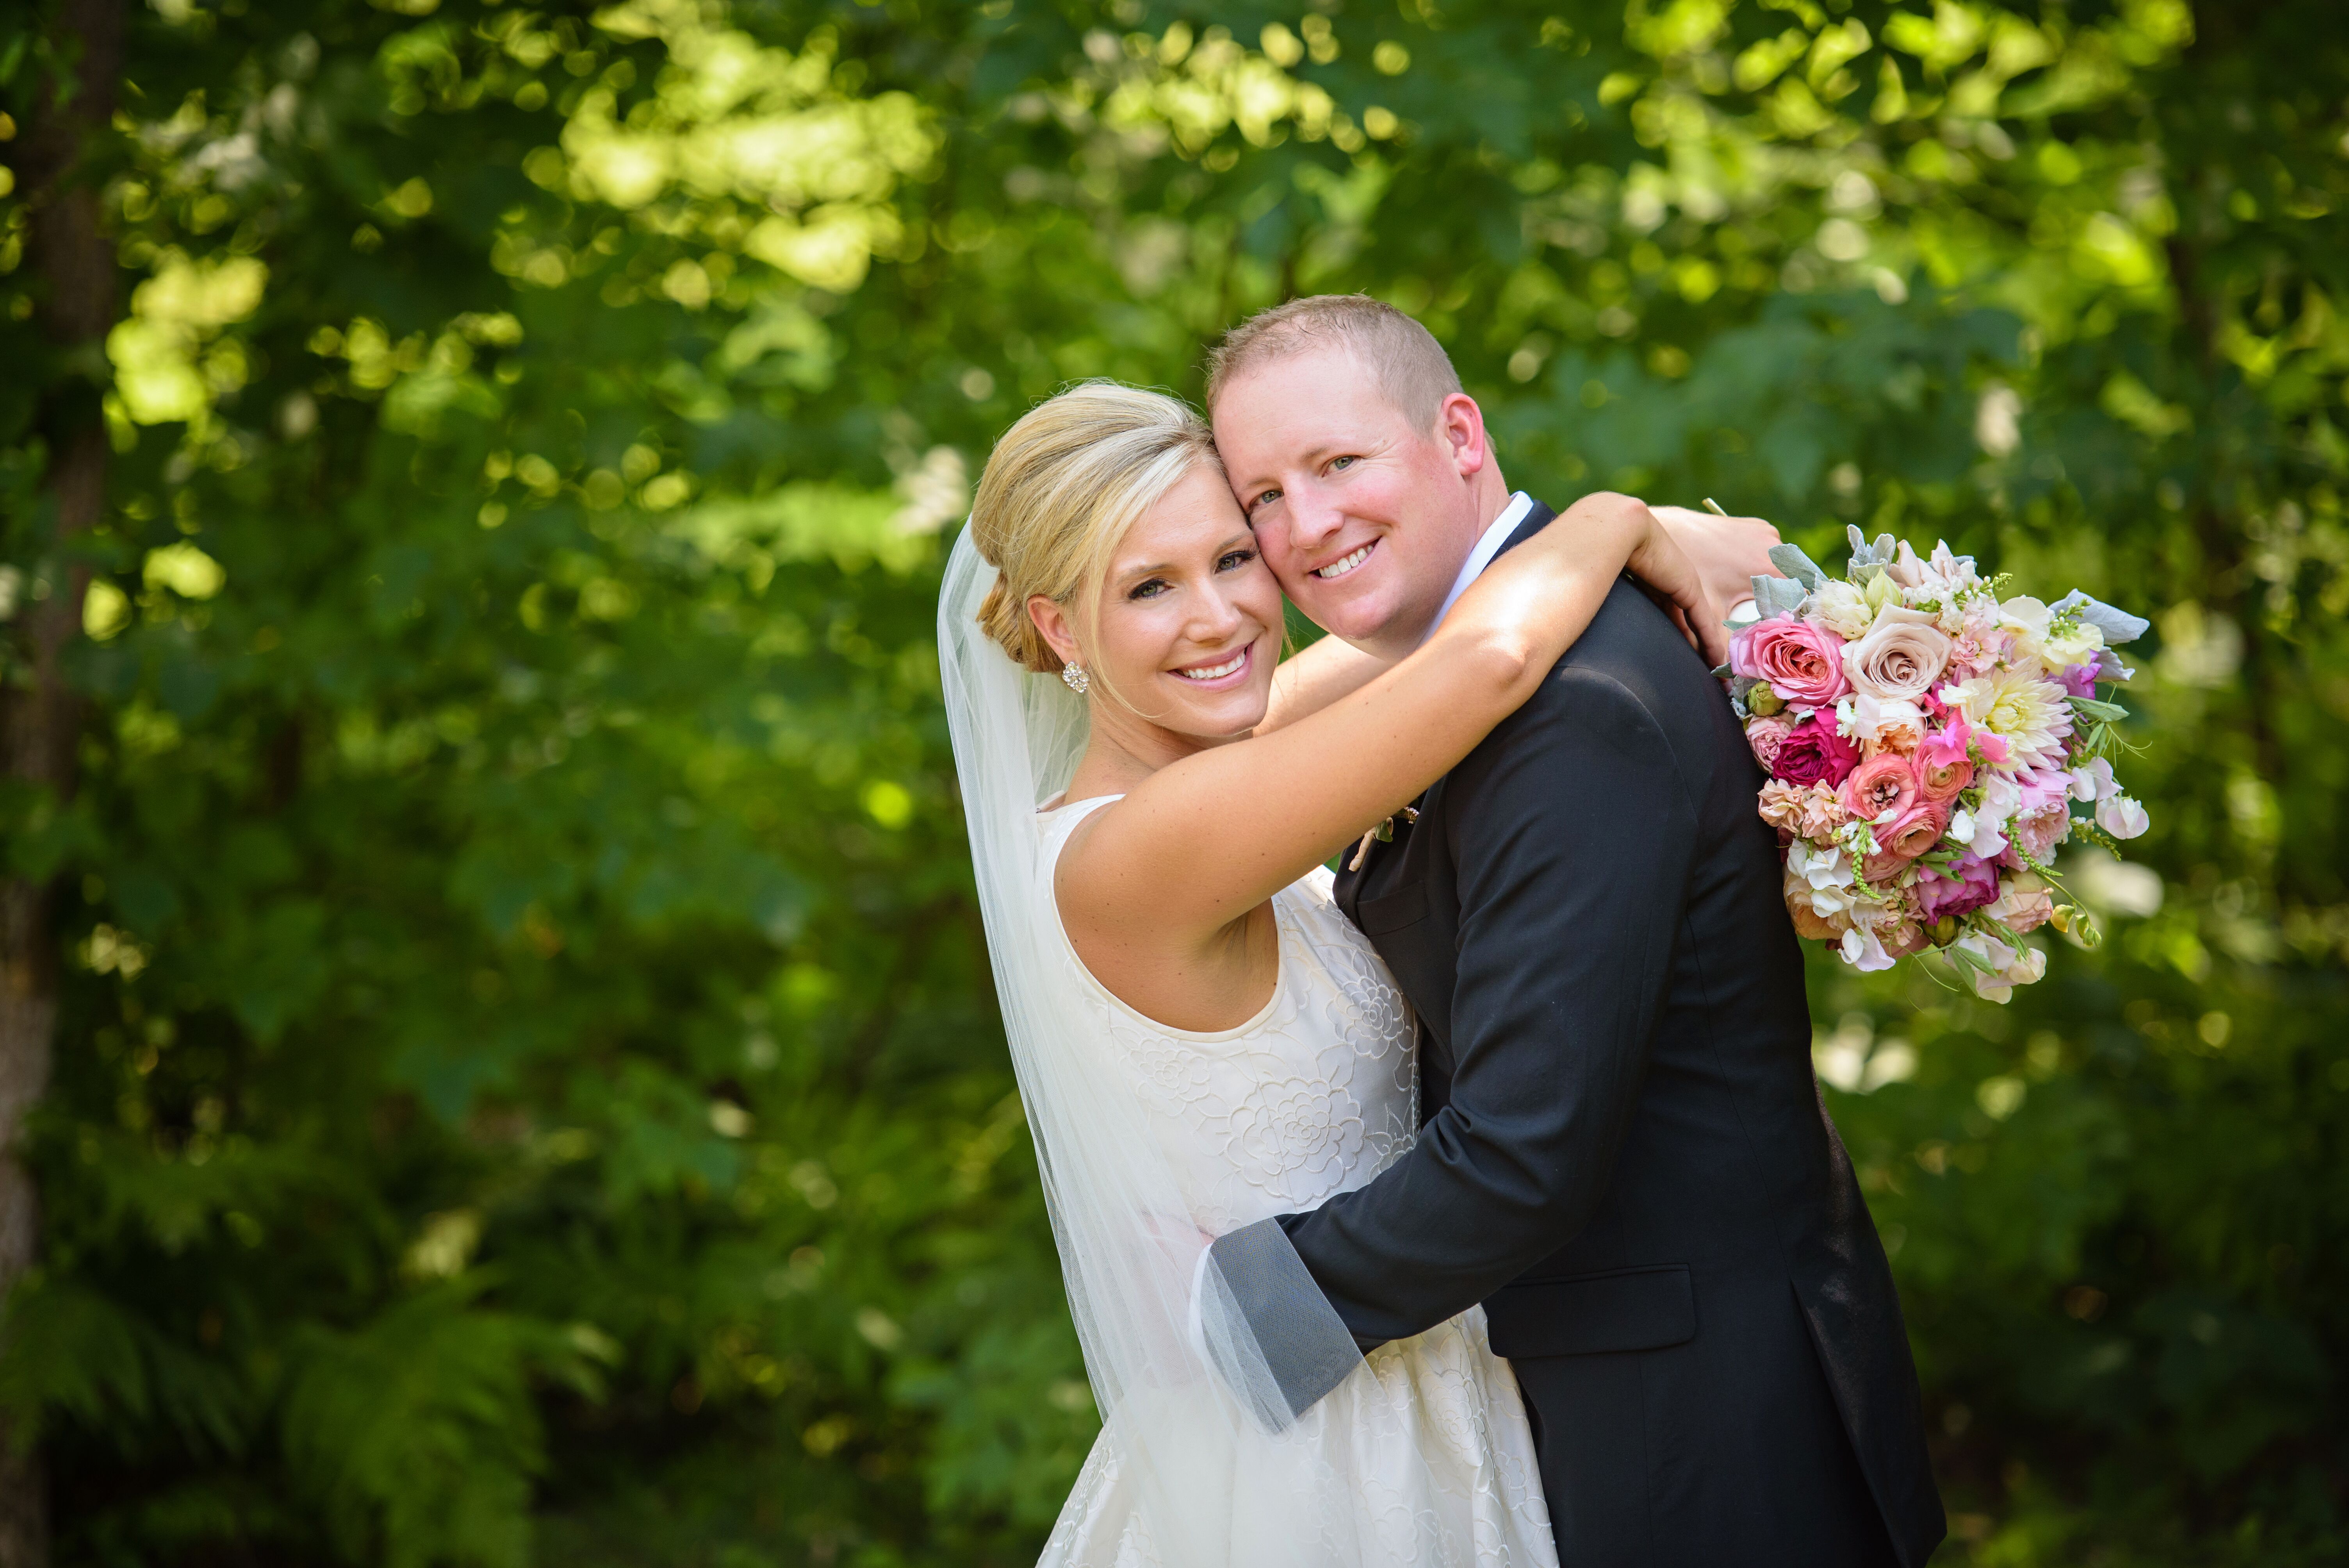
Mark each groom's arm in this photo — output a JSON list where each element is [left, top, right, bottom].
[[1209, 646, 1699, 1414]]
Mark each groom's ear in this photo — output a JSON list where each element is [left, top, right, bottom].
[[1434, 392, 1491, 478]]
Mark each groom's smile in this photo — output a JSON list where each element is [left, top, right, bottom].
[[1311, 541, 1377, 581]]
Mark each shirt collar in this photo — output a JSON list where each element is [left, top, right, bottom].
[[1424, 491, 1535, 643]]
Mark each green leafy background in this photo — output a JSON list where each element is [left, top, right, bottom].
[[2, 0, 2343, 1562]]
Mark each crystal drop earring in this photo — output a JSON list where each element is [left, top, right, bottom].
[[1060, 663, 1090, 695]]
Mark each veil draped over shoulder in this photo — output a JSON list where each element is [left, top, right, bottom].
[[938, 526, 1491, 1566]]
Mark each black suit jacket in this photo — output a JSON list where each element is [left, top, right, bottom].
[[1212, 504, 1944, 1566]]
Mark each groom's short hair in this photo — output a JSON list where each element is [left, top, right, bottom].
[[1205, 295, 1462, 434]]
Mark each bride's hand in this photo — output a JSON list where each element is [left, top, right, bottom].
[[1649, 503, 1781, 624], [1489, 492, 1730, 669]]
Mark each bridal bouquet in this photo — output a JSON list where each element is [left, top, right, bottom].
[[1726, 526, 2151, 1001]]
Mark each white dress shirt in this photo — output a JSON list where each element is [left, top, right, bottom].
[[1424, 491, 1536, 642]]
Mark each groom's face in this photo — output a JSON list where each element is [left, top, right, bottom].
[[1212, 347, 1484, 656]]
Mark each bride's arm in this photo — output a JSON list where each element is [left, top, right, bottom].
[[1059, 493, 1722, 948], [1253, 501, 1777, 734]]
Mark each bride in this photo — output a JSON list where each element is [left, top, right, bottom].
[[939, 380, 1732, 1566]]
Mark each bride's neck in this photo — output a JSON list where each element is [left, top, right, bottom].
[[1062, 702, 1243, 801]]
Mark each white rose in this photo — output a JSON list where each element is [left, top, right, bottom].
[[1809, 580, 1875, 640]]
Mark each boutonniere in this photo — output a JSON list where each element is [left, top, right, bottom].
[[1346, 804, 1421, 872]]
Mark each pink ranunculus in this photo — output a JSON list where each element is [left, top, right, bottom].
[[1746, 716, 1797, 772], [1842, 608, 1954, 704], [1770, 717, 1861, 789], [1841, 752, 1920, 824], [1914, 725, 1975, 803], [1878, 800, 1951, 864], [1917, 746, 1973, 803], [2060, 662, 2099, 700], [1731, 615, 1850, 707], [1916, 850, 2000, 923]]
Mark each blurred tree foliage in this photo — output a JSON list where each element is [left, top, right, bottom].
[[0, 0, 2341, 1563]]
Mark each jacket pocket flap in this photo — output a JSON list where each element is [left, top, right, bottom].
[[1483, 1265, 1695, 1358], [1355, 885, 1428, 935]]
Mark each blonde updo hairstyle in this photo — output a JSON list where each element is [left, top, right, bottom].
[[971, 381, 1221, 695]]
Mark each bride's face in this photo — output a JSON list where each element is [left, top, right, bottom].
[[1032, 465, 1283, 742]]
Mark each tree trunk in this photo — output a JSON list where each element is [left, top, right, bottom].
[[3, 4, 124, 1562]]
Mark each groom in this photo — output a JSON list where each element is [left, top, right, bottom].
[[1203, 296, 1945, 1566]]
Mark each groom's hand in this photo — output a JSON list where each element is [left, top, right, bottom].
[[1649, 504, 1782, 625]]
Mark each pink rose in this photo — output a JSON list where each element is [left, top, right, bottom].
[[1770, 718, 1860, 789], [1917, 850, 2000, 923], [1731, 616, 1850, 707], [1841, 753, 1919, 823], [1842, 608, 1954, 703], [1746, 716, 1797, 772]]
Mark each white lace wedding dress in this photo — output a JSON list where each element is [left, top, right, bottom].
[[1033, 796, 1555, 1568]]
